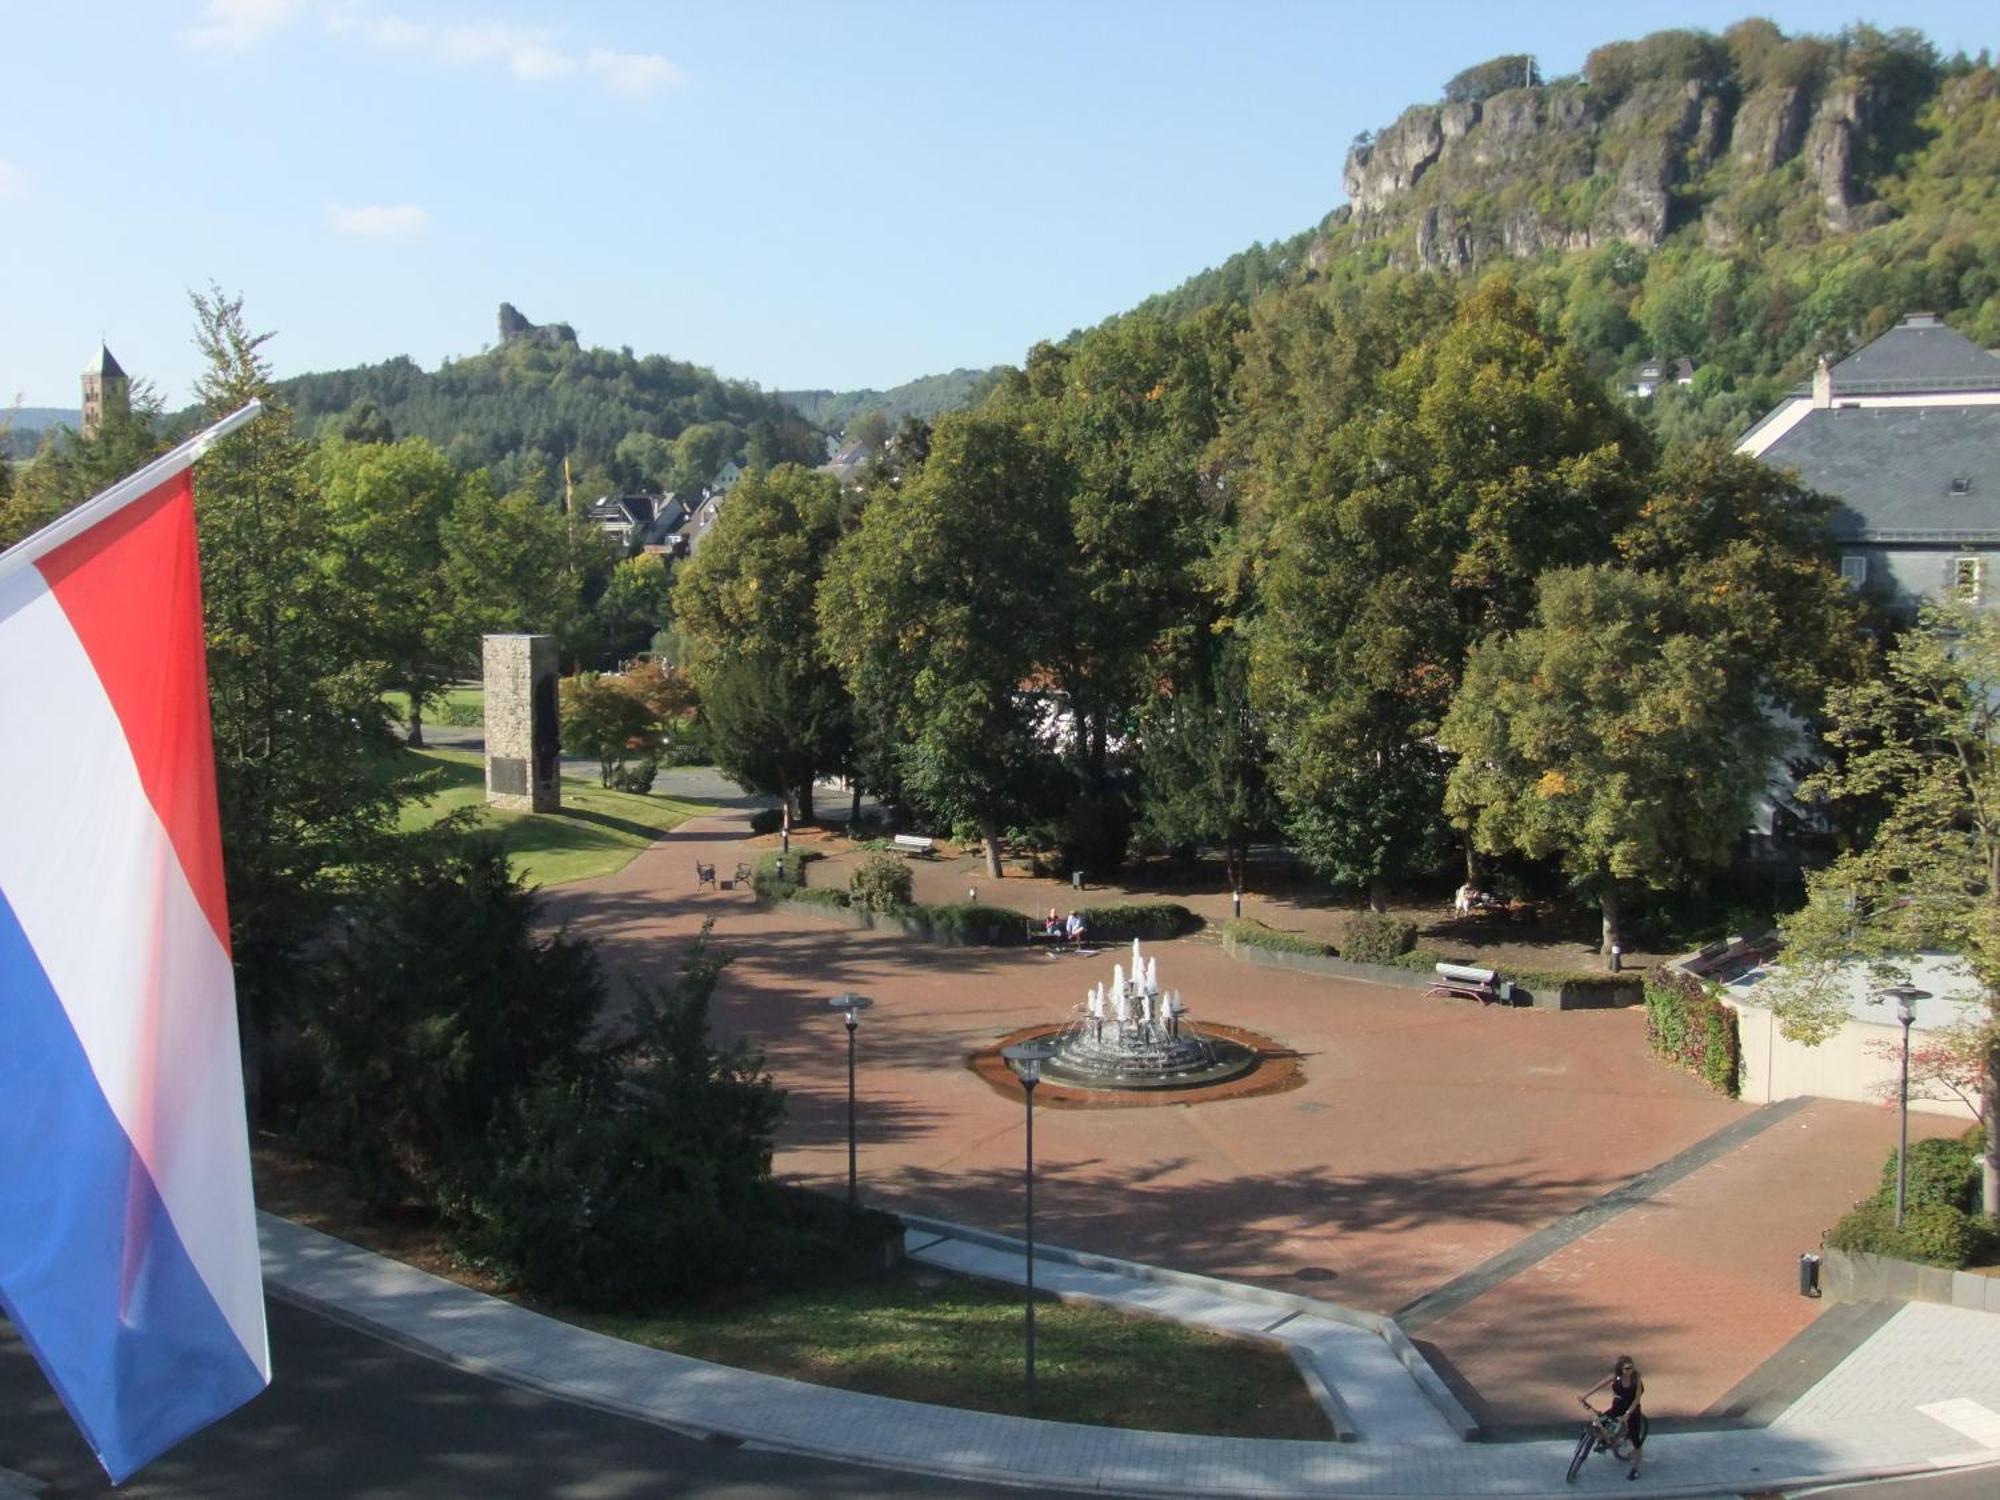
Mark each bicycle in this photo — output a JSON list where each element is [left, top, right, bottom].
[[1566, 1398, 1634, 1484]]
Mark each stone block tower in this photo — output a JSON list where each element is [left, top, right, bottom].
[[483, 634, 561, 812], [81, 344, 129, 439]]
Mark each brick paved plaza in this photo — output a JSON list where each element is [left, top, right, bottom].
[[544, 810, 1964, 1430]]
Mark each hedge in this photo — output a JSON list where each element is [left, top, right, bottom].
[[894, 902, 1031, 946], [1220, 919, 1333, 957], [1825, 1125, 1994, 1268], [1342, 912, 1418, 964], [1075, 903, 1199, 941], [1643, 967, 1740, 1096], [750, 849, 822, 900]]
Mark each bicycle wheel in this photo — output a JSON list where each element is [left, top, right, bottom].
[[1610, 1425, 1635, 1462], [1566, 1425, 1595, 1484]]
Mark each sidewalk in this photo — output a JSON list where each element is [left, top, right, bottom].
[[260, 1212, 2000, 1498]]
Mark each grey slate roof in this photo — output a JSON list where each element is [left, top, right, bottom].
[[1828, 317, 2000, 395], [1762, 406, 2000, 541], [86, 344, 126, 379]]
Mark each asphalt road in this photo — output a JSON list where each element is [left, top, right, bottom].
[[0, 1299, 1071, 1500], [1790, 1473, 2000, 1500]]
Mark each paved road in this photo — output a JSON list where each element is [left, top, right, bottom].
[[1791, 1472, 2000, 1500], [0, 1301, 1072, 1500]]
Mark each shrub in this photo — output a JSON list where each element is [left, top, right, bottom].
[[1879, 1134, 1981, 1214], [1342, 912, 1418, 965], [1644, 968, 1740, 1096], [1825, 1197, 1987, 1269], [606, 754, 660, 794], [1222, 919, 1333, 957], [849, 853, 915, 912], [298, 839, 605, 1211], [436, 697, 482, 727], [1076, 903, 1198, 941], [461, 932, 790, 1309], [748, 807, 785, 836], [787, 886, 852, 910], [904, 902, 1030, 946], [750, 849, 820, 900]]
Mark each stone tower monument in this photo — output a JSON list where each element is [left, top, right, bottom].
[[81, 344, 129, 440], [483, 634, 561, 812]]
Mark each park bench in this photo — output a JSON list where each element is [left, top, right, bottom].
[[893, 834, 937, 857], [695, 861, 717, 891], [1426, 961, 1506, 1005]]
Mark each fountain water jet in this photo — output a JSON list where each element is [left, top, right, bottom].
[[1039, 939, 1257, 1091]]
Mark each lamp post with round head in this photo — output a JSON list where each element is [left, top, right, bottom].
[[1877, 985, 1930, 1229], [1001, 1038, 1058, 1403], [826, 994, 873, 1211]]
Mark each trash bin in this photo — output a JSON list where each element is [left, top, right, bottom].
[[1072, 869, 1084, 891], [1798, 1252, 1821, 1298]]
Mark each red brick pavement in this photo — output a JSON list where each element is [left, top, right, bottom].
[[544, 811, 1934, 1424], [1418, 1096, 1967, 1425]]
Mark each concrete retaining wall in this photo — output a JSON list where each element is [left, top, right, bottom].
[[1820, 1248, 2000, 1313]]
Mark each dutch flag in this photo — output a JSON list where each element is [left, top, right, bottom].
[[0, 408, 271, 1481]]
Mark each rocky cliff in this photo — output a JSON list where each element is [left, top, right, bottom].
[[497, 302, 579, 350], [1339, 64, 1901, 272]]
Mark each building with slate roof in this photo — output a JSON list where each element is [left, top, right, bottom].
[[1738, 313, 2000, 611]]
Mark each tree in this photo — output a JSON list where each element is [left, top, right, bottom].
[[299, 839, 605, 1209], [1251, 278, 1644, 906], [1444, 53, 1540, 103], [315, 436, 471, 745], [592, 552, 676, 666], [846, 408, 891, 452], [561, 672, 665, 788], [2, 385, 168, 548], [1765, 602, 2000, 1210], [673, 466, 854, 819], [1137, 636, 1277, 894], [1442, 566, 1783, 962], [820, 413, 1069, 876], [440, 478, 600, 666], [188, 287, 421, 1117]]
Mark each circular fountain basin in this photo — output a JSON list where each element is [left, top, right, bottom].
[[1039, 1025, 1258, 1092]]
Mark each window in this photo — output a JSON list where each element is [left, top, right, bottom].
[[1840, 555, 1869, 586], [1954, 556, 1985, 603]]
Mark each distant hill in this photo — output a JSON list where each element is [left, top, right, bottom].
[[776, 367, 1007, 434], [3, 407, 79, 458], [275, 305, 824, 499]]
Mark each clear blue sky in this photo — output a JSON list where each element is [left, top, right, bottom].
[[3, 1, 1992, 410]]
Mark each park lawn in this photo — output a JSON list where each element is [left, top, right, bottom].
[[397, 746, 707, 887], [584, 1272, 1327, 1439], [383, 685, 484, 725], [252, 1139, 1323, 1440]]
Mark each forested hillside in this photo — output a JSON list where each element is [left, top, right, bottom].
[[776, 367, 1006, 433], [1100, 21, 1999, 445], [277, 311, 824, 502]]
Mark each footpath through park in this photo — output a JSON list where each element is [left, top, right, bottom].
[[261, 1210, 2000, 1498]]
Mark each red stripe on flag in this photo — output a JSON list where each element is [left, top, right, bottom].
[[35, 471, 232, 954]]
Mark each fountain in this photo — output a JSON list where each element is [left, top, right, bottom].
[[1038, 938, 1257, 1091]]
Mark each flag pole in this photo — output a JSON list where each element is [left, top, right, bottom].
[[0, 400, 265, 583]]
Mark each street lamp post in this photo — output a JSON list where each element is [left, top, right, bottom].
[[1001, 1038, 1058, 1405], [826, 994, 873, 1211], [1877, 985, 1930, 1229]]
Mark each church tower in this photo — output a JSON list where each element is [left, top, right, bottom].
[[81, 344, 129, 439]]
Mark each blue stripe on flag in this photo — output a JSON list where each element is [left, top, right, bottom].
[[0, 886, 266, 1481]]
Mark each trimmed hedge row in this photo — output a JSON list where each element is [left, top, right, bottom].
[[1220, 919, 1333, 957], [1643, 967, 1740, 1096], [1077, 903, 1199, 941], [1342, 912, 1418, 964]]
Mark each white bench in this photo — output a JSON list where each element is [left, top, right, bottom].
[[893, 834, 937, 857], [1427, 962, 1504, 1005]]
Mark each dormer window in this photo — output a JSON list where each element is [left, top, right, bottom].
[[1949, 476, 1973, 497]]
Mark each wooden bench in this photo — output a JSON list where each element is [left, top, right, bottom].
[[893, 834, 937, 857], [1426, 961, 1505, 1005]]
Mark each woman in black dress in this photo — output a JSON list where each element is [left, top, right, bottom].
[[1584, 1354, 1647, 1480]]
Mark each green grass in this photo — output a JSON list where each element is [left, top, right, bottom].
[[397, 746, 708, 887], [583, 1264, 1328, 1439], [384, 685, 485, 725]]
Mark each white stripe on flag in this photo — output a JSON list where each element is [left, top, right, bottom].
[[0, 568, 266, 1374]]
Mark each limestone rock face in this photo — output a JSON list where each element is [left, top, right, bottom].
[[497, 302, 579, 350], [1804, 83, 1882, 228], [1343, 106, 1445, 215], [1729, 84, 1807, 170]]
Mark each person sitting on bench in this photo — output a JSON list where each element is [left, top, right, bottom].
[[1064, 911, 1087, 945], [1044, 907, 1063, 937]]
